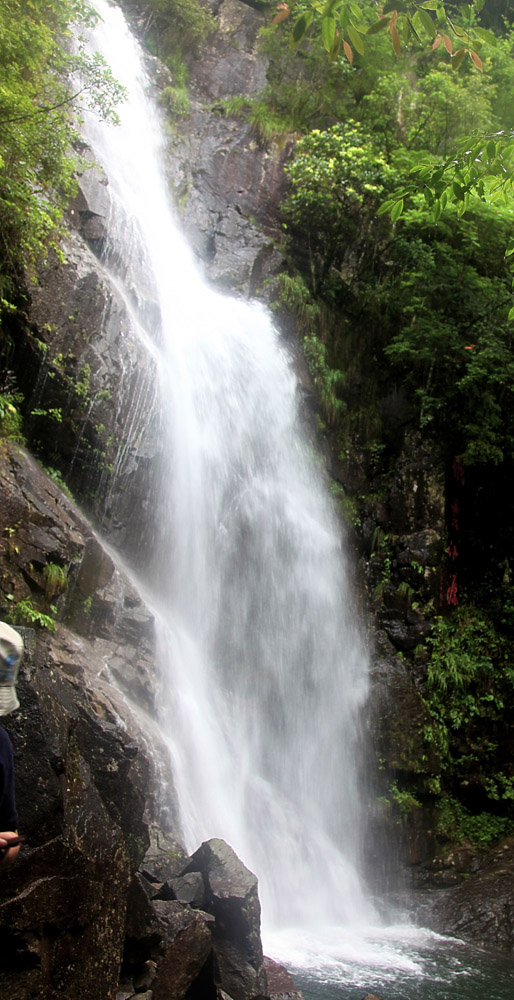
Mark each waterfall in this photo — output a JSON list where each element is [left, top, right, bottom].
[[85, 0, 372, 932]]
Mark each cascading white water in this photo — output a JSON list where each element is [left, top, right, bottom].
[[85, 0, 373, 933]]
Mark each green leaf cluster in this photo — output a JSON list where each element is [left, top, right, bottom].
[[279, 0, 496, 69], [4, 595, 57, 631], [0, 0, 123, 294], [273, 9, 514, 464], [382, 202, 514, 464], [420, 607, 514, 833]]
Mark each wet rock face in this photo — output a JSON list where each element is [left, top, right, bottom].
[[411, 838, 514, 952], [160, 0, 290, 293], [0, 443, 181, 999], [264, 958, 305, 1000], [0, 444, 158, 716], [0, 645, 147, 1000], [15, 0, 290, 574], [168, 109, 291, 293], [190, 0, 268, 101], [18, 229, 160, 569], [0, 446, 292, 999]]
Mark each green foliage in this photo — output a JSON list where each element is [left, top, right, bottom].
[[272, 273, 324, 328], [382, 201, 514, 463], [160, 85, 191, 120], [266, 0, 514, 854], [283, 121, 394, 291], [390, 781, 422, 817], [4, 595, 57, 631], [436, 795, 514, 847], [426, 609, 502, 697], [285, 120, 394, 221], [43, 563, 67, 598], [31, 407, 63, 424], [380, 128, 514, 229], [44, 466, 73, 499], [219, 95, 294, 146], [0, 375, 24, 442], [361, 62, 497, 159], [421, 607, 514, 821], [304, 335, 346, 426], [0, 0, 123, 295], [74, 364, 91, 399], [274, 0, 496, 69]]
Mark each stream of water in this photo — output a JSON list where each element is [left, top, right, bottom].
[[83, 3, 513, 996]]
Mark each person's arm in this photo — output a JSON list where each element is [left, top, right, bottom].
[[0, 727, 19, 869], [0, 830, 20, 868]]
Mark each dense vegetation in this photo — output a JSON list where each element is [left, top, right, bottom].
[[0, 1, 122, 290], [237, 0, 514, 851]]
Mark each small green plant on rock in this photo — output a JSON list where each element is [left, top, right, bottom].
[[0, 373, 24, 442], [4, 595, 57, 631], [417, 607, 514, 846], [390, 781, 422, 818], [44, 466, 74, 499], [436, 795, 514, 849], [43, 563, 67, 598], [160, 84, 190, 119]]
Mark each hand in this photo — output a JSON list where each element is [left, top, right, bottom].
[[0, 831, 21, 869]]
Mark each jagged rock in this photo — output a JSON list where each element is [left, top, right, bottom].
[[0, 653, 147, 1000], [167, 871, 206, 907], [0, 444, 159, 715], [168, 109, 290, 292], [188, 0, 267, 101], [412, 838, 514, 952], [124, 887, 214, 1000], [146, 0, 290, 294], [151, 901, 214, 1000], [264, 957, 305, 1000], [184, 839, 267, 1000], [141, 826, 190, 884], [69, 162, 111, 251], [134, 959, 158, 990]]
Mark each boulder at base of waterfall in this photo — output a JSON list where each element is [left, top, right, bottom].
[[264, 958, 305, 1000], [123, 837, 275, 1000], [123, 876, 214, 1000], [148, 901, 214, 1000], [183, 838, 268, 1000]]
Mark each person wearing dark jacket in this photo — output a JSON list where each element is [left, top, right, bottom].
[[0, 621, 23, 869]]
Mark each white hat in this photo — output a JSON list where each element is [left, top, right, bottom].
[[0, 622, 24, 715]]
